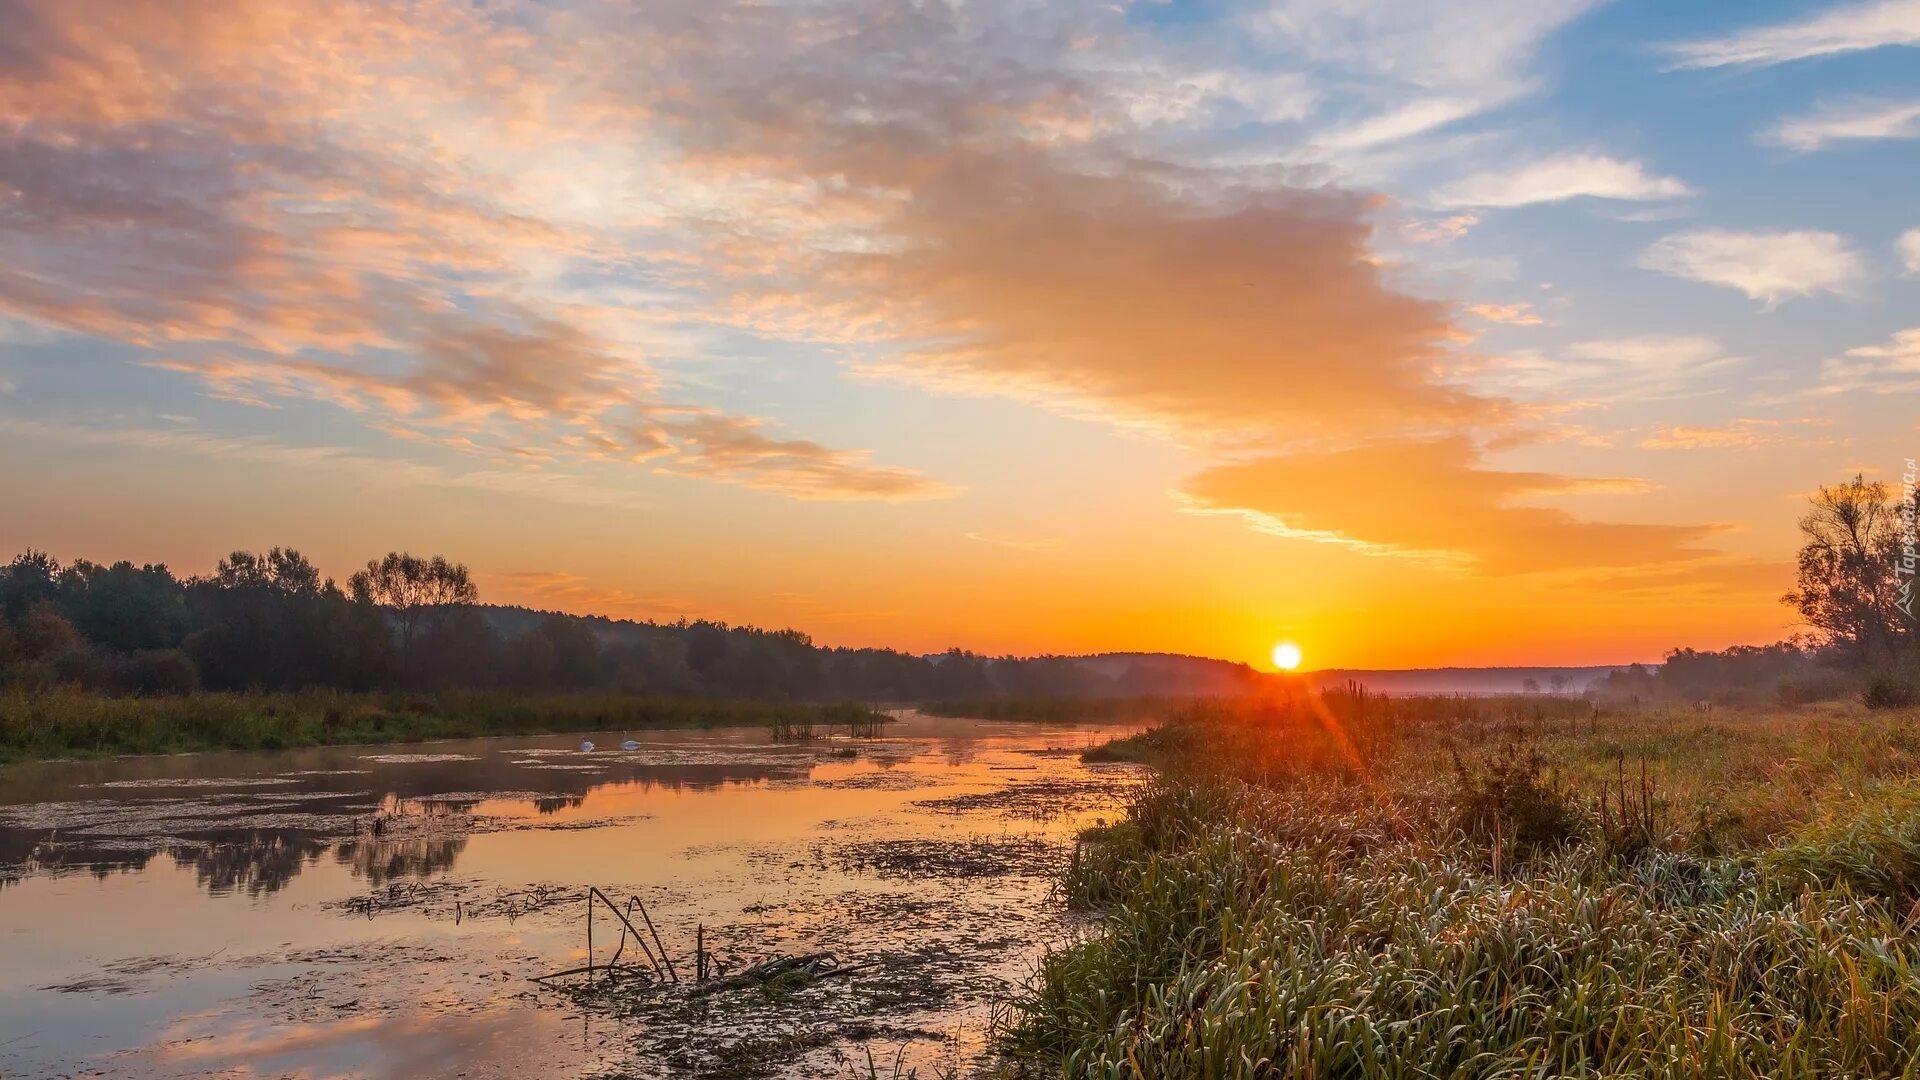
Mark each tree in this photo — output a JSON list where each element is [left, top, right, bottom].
[[1549, 674, 1568, 695], [57, 560, 189, 652], [1522, 677, 1541, 694], [348, 552, 478, 681], [0, 550, 62, 621], [208, 548, 323, 596], [187, 548, 343, 690], [14, 604, 81, 661], [1783, 475, 1911, 665]]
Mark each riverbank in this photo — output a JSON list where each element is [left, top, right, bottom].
[[0, 688, 886, 763], [1004, 692, 1920, 1076]]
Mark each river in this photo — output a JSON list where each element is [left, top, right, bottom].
[[0, 712, 1145, 1079]]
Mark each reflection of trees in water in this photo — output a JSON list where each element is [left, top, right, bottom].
[[0, 842, 161, 891], [191, 832, 331, 897], [334, 833, 467, 886], [534, 795, 586, 814], [2, 745, 810, 898]]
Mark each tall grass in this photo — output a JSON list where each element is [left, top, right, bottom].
[[1006, 692, 1920, 1078], [0, 688, 891, 762]]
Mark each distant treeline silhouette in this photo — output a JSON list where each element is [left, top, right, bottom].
[[0, 547, 1257, 701]]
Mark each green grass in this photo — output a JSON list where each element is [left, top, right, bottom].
[[0, 688, 891, 763], [1004, 691, 1920, 1078]]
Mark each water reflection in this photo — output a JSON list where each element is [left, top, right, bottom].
[[0, 732, 854, 897], [0, 715, 1147, 1080]]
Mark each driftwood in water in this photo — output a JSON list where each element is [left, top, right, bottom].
[[687, 952, 874, 997]]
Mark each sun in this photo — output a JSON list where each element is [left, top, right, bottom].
[[1271, 641, 1303, 671]]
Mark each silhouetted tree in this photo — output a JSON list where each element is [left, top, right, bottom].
[[1784, 476, 1911, 664], [57, 560, 189, 652], [349, 552, 478, 683], [187, 549, 348, 690], [0, 550, 61, 621]]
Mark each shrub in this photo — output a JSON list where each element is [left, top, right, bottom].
[[1863, 675, 1918, 710], [1450, 740, 1586, 856]]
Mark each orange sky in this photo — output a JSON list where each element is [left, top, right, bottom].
[[1, 0, 1914, 669]]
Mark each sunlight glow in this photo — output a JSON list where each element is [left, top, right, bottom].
[[1271, 641, 1303, 671]]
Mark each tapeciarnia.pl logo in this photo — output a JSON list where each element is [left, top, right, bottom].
[[1899, 458, 1917, 621]]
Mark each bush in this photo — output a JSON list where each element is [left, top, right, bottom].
[[1450, 740, 1586, 856], [1863, 675, 1918, 710]]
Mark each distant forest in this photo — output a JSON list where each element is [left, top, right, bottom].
[[0, 547, 1261, 701]]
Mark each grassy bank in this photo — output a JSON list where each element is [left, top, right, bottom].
[[1006, 691, 1920, 1077], [0, 688, 887, 763]]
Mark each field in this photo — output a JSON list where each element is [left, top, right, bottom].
[[1003, 689, 1920, 1078], [0, 688, 886, 762]]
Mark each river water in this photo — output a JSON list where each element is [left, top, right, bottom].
[[0, 712, 1145, 1079]]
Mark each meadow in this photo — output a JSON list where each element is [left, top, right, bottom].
[[0, 688, 886, 762], [1003, 689, 1920, 1078]]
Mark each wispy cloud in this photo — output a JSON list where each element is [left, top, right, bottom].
[[497, 571, 705, 621], [1768, 98, 1920, 150], [1664, 0, 1920, 69], [1640, 417, 1836, 451], [1179, 436, 1717, 575], [1470, 335, 1741, 403], [964, 532, 1066, 553], [1902, 228, 1920, 273], [1251, 0, 1604, 150], [1433, 154, 1691, 208], [1820, 327, 1920, 393], [1466, 303, 1545, 327], [0, 416, 655, 511], [1639, 229, 1866, 306]]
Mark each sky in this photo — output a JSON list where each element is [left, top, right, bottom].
[[1, 0, 1916, 669]]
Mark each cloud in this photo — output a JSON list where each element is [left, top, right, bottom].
[[0, 0, 953, 504], [1433, 154, 1691, 208], [964, 532, 1066, 553], [496, 571, 705, 621], [1249, 0, 1603, 149], [1903, 228, 1920, 273], [643, 413, 958, 502], [1401, 213, 1480, 244], [1640, 417, 1836, 450], [1820, 327, 1920, 393], [0, 416, 654, 511], [839, 174, 1493, 443], [1466, 303, 1544, 326], [0, 0, 1737, 580], [1179, 436, 1718, 574], [1638, 229, 1866, 305], [1768, 98, 1920, 150], [1664, 0, 1920, 69], [1470, 335, 1741, 403], [150, 351, 955, 503]]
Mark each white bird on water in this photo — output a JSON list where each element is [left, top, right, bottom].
[[621, 739, 641, 751], [578, 739, 595, 753]]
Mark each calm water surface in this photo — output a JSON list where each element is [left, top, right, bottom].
[[0, 712, 1144, 1078]]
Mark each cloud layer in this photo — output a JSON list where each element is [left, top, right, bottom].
[[0, 0, 1761, 596]]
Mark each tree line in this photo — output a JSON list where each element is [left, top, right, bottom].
[[0, 547, 1141, 701]]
